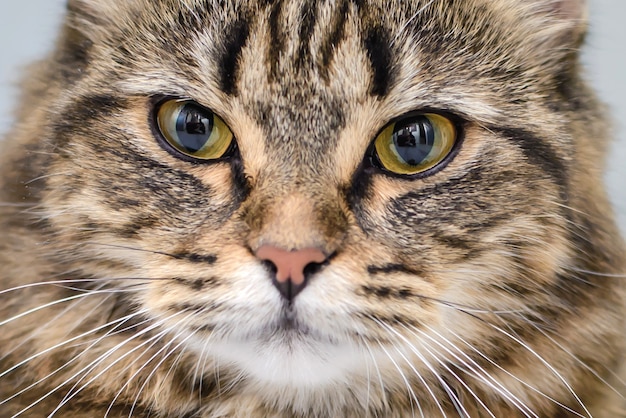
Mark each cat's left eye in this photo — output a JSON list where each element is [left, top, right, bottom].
[[156, 99, 234, 161], [372, 113, 457, 176]]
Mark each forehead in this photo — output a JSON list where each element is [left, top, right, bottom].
[[103, 0, 526, 93]]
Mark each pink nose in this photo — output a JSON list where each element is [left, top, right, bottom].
[[255, 246, 327, 301]]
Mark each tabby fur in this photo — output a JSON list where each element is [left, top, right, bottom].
[[1, 0, 625, 416]]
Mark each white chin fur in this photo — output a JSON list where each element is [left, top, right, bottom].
[[201, 336, 369, 389]]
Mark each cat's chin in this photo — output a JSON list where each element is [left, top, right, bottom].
[[186, 331, 370, 390]]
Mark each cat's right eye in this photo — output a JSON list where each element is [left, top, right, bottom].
[[156, 99, 235, 161]]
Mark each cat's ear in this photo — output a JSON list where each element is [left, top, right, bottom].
[[513, 0, 588, 65], [50, 0, 124, 82], [64, 0, 125, 39], [545, 0, 586, 21], [529, 0, 588, 41]]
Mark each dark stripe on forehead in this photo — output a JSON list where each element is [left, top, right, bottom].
[[363, 25, 394, 96], [295, 3, 318, 70], [219, 14, 252, 96], [267, 0, 285, 80], [319, 0, 351, 74]]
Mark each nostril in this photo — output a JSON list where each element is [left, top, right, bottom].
[[261, 259, 278, 276], [302, 260, 324, 278]]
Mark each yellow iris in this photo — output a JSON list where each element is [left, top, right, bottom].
[[157, 99, 234, 160], [374, 113, 456, 175]]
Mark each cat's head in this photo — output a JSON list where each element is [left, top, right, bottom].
[[4, 0, 624, 415]]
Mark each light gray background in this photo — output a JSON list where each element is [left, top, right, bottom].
[[1, 1, 624, 234]]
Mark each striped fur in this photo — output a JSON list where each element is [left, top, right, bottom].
[[0, 0, 625, 416]]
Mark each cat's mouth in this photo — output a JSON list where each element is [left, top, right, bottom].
[[267, 306, 314, 338], [241, 305, 341, 347]]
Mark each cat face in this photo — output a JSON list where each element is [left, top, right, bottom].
[[1, 0, 624, 416]]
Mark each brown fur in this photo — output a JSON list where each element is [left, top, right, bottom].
[[1, 0, 625, 416]]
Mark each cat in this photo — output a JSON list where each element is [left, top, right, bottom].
[[1, 0, 625, 416]]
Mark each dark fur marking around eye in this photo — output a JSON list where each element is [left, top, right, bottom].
[[363, 25, 394, 96], [381, 165, 546, 250], [219, 15, 251, 96], [86, 145, 215, 217], [230, 156, 251, 203], [58, 116, 224, 225], [490, 127, 568, 197], [345, 165, 375, 228], [53, 94, 128, 147], [388, 167, 485, 209]]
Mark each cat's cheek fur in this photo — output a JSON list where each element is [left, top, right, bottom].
[[1, 0, 626, 417]]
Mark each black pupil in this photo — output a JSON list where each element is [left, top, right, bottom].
[[392, 116, 435, 165], [175, 104, 213, 153]]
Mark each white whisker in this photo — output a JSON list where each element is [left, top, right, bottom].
[[0, 290, 117, 328], [0, 285, 112, 363], [10, 311, 183, 418], [103, 314, 197, 417], [0, 309, 148, 384], [511, 312, 626, 399], [443, 318, 587, 417], [0, 310, 149, 408], [371, 317, 449, 417], [83, 242, 184, 259], [192, 327, 216, 401], [359, 336, 388, 412], [127, 328, 198, 418], [24, 172, 75, 185], [0, 202, 37, 208], [374, 330, 423, 418], [564, 266, 626, 279], [0, 279, 109, 297], [487, 323, 591, 417], [103, 328, 177, 418], [49, 312, 188, 417], [417, 324, 537, 418]]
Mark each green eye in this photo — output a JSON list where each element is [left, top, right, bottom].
[[156, 99, 234, 161], [373, 113, 457, 175]]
